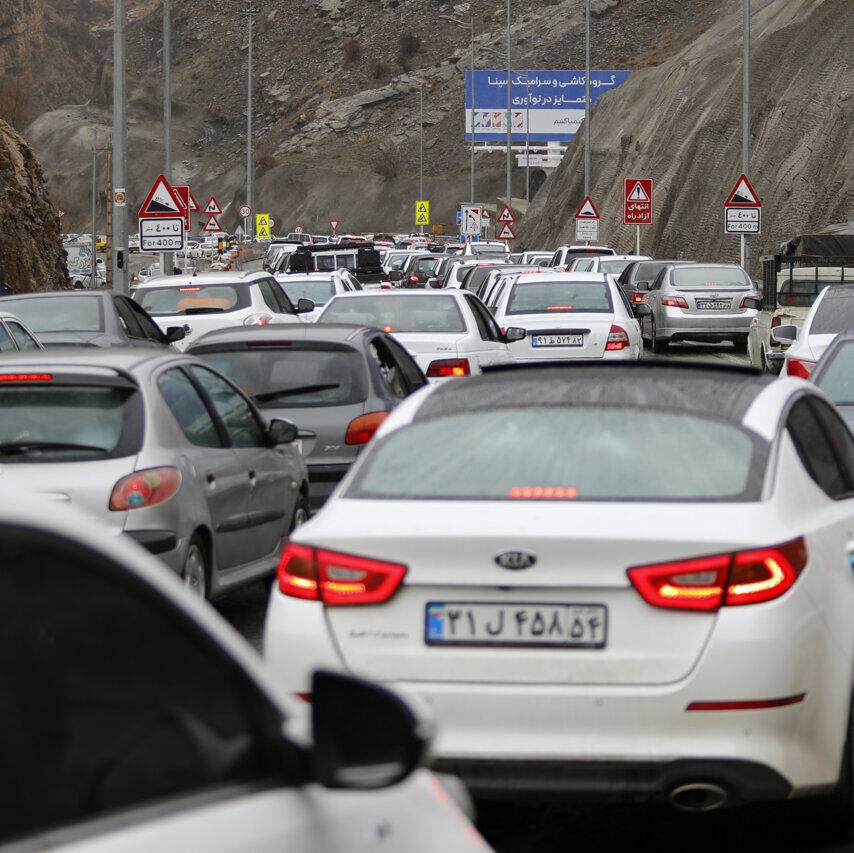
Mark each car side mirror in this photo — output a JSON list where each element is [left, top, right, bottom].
[[295, 298, 315, 314], [311, 670, 431, 790], [388, 270, 405, 282], [268, 418, 298, 445], [164, 326, 186, 343], [635, 280, 652, 291], [633, 302, 652, 318], [503, 326, 526, 343], [770, 324, 797, 345]]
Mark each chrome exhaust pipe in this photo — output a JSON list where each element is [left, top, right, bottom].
[[669, 782, 728, 813]]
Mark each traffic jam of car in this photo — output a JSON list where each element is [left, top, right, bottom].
[[5, 225, 854, 852]]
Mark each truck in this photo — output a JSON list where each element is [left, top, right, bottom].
[[748, 224, 854, 373], [285, 242, 390, 288]]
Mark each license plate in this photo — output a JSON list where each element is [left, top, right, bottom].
[[531, 334, 583, 347], [696, 300, 730, 310], [425, 601, 607, 648]]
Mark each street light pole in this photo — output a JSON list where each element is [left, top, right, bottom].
[[419, 81, 424, 235], [470, 13, 475, 205], [525, 72, 530, 202], [241, 5, 257, 240], [584, 0, 591, 198], [112, 0, 128, 294], [161, 0, 173, 276], [741, 0, 750, 270], [505, 0, 512, 209]]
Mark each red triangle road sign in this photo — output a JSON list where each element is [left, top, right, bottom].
[[187, 189, 200, 212], [138, 174, 184, 218], [330, 219, 340, 231], [724, 174, 762, 208], [497, 205, 516, 223], [574, 196, 601, 219], [204, 196, 223, 215], [497, 222, 516, 240], [203, 214, 221, 233]]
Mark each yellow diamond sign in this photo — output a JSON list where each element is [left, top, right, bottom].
[[415, 200, 430, 226]]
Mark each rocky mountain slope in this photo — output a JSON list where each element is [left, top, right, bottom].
[[0, 118, 67, 293], [518, 0, 854, 270], [18, 0, 730, 234]]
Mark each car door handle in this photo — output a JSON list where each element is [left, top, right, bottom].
[[248, 469, 257, 488], [206, 473, 216, 487]]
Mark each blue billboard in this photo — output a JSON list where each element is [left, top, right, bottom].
[[465, 69, 631, 143]]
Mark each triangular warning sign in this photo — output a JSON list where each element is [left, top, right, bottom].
[[574, 196, 600, 219], [204, 196, 223, 215], [415, 212, 430, 226], [203, 214, 221, 233], [724, 174, 761, 208], [138, 174, 183, 217], [497, 222, 516, 240], [187, 189, 200, 212], [627, 182, 650, 202], [416, 201, 429, 214], [330, 219, 340, 231], [497, 205, 516, 223]]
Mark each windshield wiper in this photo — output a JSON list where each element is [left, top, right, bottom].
[[253, 383, 340, 403], [0, 441, 110, 456]]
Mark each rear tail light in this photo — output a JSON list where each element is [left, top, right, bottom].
[[628, 537, 807, 611], [345, 410, 389, 445], [662, 296, 689, 308], [631, 292, 644, 303], [0, 373, 53, 382], [409, 274, 420, 283], [786, 358, 815, 378], [426, 358, 470, 378], [277, 543, 407, 605], [605, 324, 629, 351], [771, 316, 782, 329], [243, 313, 272, 326], [109, 466, 182, 511]]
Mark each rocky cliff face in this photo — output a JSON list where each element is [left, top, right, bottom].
[[0, 119, 67, 293], [518, 0, 854, 270]]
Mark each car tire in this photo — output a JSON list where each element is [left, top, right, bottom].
[[181, 534, 209, 601], [651, 320, 669, 355], [733, 334, 749, 353]]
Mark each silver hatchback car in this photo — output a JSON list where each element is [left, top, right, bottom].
[[640, 263, 761, 354], [0, 349, 308, 600]]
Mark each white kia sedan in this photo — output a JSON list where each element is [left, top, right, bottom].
[[265, 362, 854, 838], [315, 290, 515, 380], [491, 272, 642, 361]]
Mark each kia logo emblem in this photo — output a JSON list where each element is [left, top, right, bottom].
[[495, 550, 537, 570]]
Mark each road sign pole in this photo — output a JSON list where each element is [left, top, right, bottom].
[[91, 137, 97, 286], [470, 13, 475, 205], [419, 82, 424, 235], [505, 0, 511, 208], [112, 0, 128, 294], [584, 0, 591, 198], [741, 0, 750, 270], [161, 0, 173, 277], [636, 225, 640, 256]]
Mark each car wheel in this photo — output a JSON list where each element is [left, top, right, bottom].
[[181, 534, 209, 600], [290, 492, 310, 534], [733, 334, 749, 353], [651, 320, 669, 354]]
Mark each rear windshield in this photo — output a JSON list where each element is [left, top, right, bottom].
[[137, 285, 250, 315], [810, 290, 854, 334], [198, 346, 367, 408], [386, 253, 412, 270], [0, 384, 141, 462], [319, 295, 466, 333], [279, 278, 335, 307], [411, 258, 442, 276], [672, 267, 749, 289], [599, 259, 634, 276], [507, 281, 612, 315], [0, 297, 104, 333], [470, 244, 509, 256], [349, 407, 765, 502], [315, 253, 357, 272], [631, 262, 670, 284], [777, 267, 854, 309]]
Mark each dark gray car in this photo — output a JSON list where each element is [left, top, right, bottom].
[[188, 324, 428, 510], [0, 291, 184, 348], [616, 259, 696, 305]]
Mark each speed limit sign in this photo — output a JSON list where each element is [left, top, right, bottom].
[[239, 204, 252, 218]]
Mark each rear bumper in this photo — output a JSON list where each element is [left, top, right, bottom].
[[431, 756, 793, 804], [306, 463, 351, 510], [659, 310, 753, 339]]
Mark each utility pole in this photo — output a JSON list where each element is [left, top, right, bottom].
[[584, 0, 591, 198], [419, 82, 424, 235], [161, 0, 173, 277], [470, 13, 475, 205], [741, 0, 750, 270], [91, 136, 98, 286], [525, 72, 530, 202], [241, 5, 258, 237], [112, 0, 128, 293], [505, 0, 512, 209]]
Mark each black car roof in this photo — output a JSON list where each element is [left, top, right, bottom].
[[415, 362, 773, 425]]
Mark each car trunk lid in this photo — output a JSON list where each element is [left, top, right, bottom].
[[507, 313, 615, 359]]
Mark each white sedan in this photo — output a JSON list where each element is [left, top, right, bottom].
[[265, 362, 854, 838], [315, 290, 514, 379], [275, 270, 363, 321], [490, 272, 642, 361]]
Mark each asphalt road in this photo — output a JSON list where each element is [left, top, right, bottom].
[[218, 341, 852, 853]]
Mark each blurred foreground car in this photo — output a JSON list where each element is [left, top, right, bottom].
[[0, 498, 489, 852], [189, 324, 427, 511], [0, 349, 308, 600], [317, 291, 514, 379], [0, 291, 184, 348], [266, 362, 854, 838]]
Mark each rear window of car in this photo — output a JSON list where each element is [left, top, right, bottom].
[[506, 281, 612, 315], [0, 383, 141, 462], [599, 259, 634, 275], [470, 244, 509, 257], [411, 258, 442, 276], [136, 285, 250, 315], [198, 345, 367, 408], [810, 290, 854, 334], [777, 268, 854, 309], [0, 297, 104, 333], [319, 295, 467, 333], [279, 278, 335, 307], [672, 267, 750, 289], [349, 407, 766, 502]]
